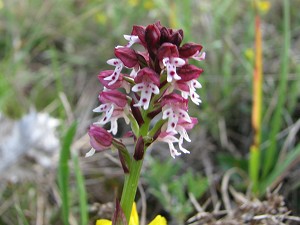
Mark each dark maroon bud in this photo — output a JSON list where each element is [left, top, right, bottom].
[[131, 25, 146, 47], [145, 24, 161, 57], [154, 21, 163, 29], [133, 136, 145, 160], [170, 30, 183, 46], [179, 43, 203, 58], [115, 47, 138, 68], [130, 99, 144, 126], [160, 27, 171, 43]]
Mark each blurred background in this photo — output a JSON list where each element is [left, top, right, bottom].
[[0, 0, 299, 224]]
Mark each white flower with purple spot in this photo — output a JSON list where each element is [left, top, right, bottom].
[[104, 59, 124, 86], [163, 57, 185, 82], [132, 68, 160, 110], [162, 93, 191, 133], [93, 90, 129, 135]]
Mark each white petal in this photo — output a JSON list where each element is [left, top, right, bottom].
[[192, 79, 202, 89], [132, 83, 145, 92], [123, 35, 131, 41], [108, 118, 118, 135], [181, 91, 189, 99], [171, 57, 185, 67], [149, 83, 160, 95], [93, 103, 110, 113], [166, 116, 179, 133], [162, 135, 179, 143], [178, 136, 190, 154], [99, 104, 114, 124], [107, 58, 121, 66], [85, 148, 96, 157], [124, 35, 139, 47], [140, 90, 152, 110], [168, 142, 181, 158], [177, 109, 191, 123], [162, 57, 170, 66], [177, 125, 191, 142], [108, 65, 123, 86], [190, 90, 202, 105], [193, 52, 206, 61], [129, 66, 139, 78], [162, 107, 173, 120], [165, 61, 181, 82]]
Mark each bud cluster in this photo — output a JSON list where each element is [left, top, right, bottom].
[[88, 21, 205, 159]]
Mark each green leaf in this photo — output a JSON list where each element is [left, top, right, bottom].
[[73, 153, 88, 225], [58, 122, 77, 225], [262, 0, 290, 178]]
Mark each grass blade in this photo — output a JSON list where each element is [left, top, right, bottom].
[[260, 143, 300, 194], [58, 122, 77, 225], [262, 0, 290, 178], [73, 153, 88, 225]]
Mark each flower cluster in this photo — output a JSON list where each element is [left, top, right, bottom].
[[88, 21, 205, 159]]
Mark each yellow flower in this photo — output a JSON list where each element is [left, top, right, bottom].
[[96, 203, 167, 225], [255, 0, 271, 14]]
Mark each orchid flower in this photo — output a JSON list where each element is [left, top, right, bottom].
[[88, 21, 205, 223], [93, 90, 130, 135], [162, 93, 191, 134], [132, 68, 160, 110], [158, 43, 185, 82], [86, 125, 113, 157], [176, 64, 203, 105]]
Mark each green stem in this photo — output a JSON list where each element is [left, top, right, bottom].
[[120, 117, 150, 222], [120, 157, 144, 222]]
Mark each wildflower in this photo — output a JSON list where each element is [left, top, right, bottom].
[[176, 117, 198, 153], [96, 202, 167, 225], [176, 64, 203, 105], [123, 35, 140, 48], [158, 43, 185, 82], [89, 21, 205, 158], [104, 58, 124, 86], [86, 125, 113, 157], [132, 68, 160, 110], [90, 20, 205, 225], [157, 130, 181, 158], [98, 70, 131, 93], [162, 93, 191, 134], [93, 90, 130, 135], [255, 0, 271, 13]]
